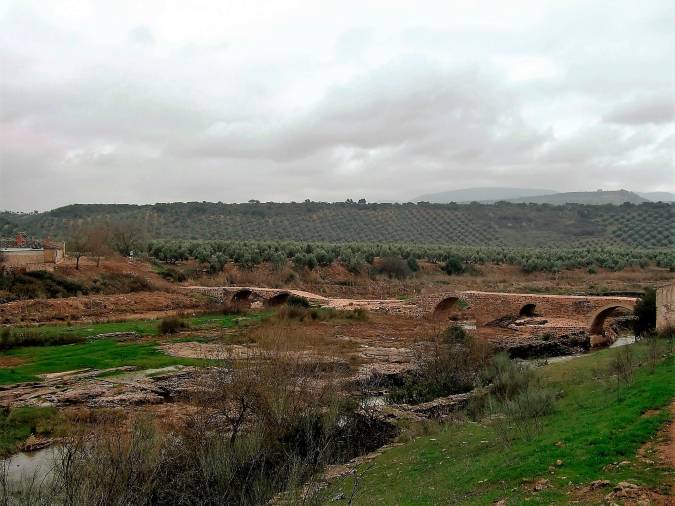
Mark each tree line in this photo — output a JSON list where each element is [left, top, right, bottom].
[[144, 240, 675, 274]]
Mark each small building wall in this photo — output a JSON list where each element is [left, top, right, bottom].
[[1, 245, 65, 270], [656, 282, 675, 331], [2, 249, 46, 266]]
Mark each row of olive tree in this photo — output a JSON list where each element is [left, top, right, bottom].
[[145, 240, 675, 275]]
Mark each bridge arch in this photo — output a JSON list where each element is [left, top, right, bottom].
[[519, 303, 538, 317], [231, 289, 253, 304], [432, 296, 471, 321], [589, 303, 634, 335], [266, 292, 291, 307]]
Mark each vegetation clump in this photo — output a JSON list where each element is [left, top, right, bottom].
[[389, 326, 491, 404], [633, 287, 656, 336], [375, 256, 412, 279], [0, 271, 85, 302], [0, 327, 84, 351], [158, 316, 189, 334]]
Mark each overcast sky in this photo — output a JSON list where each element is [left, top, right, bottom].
[[1, 0, 674, 211]]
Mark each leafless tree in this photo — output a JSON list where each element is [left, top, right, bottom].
[[66, 227, 89, 270], [83, 224, 112, 267]]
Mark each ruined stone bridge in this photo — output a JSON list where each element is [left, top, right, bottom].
[[186, 286, 637, 336]]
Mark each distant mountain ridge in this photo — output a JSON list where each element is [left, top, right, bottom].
[[413, 188, 666, 205], [637, 192, 675, 202], [506, 190, 648, 205], [413, 187, 557, 203]]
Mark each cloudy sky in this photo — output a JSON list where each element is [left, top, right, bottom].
[[1, 0, 673, 211]]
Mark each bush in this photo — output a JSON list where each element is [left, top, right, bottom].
[[0, 271, 86, 301], [276, 306, 368, 323], [276, 305, 309, 321], [406, 256, 419, 272], [0, 327, 84, 350], [159, 316, 189, 334], [441, 324, 468, 344], [442, 254, 465, 275], [376, 256, 411, 279], [633, 288, 656, 336], [89, 272, 154, 294], [287, 295, 310, 308], [158, 266, 187, 282], [484, 353, 534, 402], [503, 387, 556, 422]]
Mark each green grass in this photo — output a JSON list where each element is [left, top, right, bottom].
[[6, 313, 249, 340], [0, 406, 61, 457], [0, 339, 211, 385], [0, 312, 273, 384], [330, 344, 674, 505]]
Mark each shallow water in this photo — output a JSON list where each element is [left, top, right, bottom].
[[610, 336, 636, 348], [530, 336, 637, 366], [1, 447, 56, 483]]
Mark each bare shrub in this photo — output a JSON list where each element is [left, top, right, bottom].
[[389, 329, 493, 404], [275, 306, 369, 323], [609, 346, 634, 387], [158, 316, 189, 334], [645, 335, 661, 371]]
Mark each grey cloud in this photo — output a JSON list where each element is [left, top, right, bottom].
[[129, 26, 154, 46], [1, 1, 674, 212], [171, 60, 545, 166], [604, 95, 675, 125]]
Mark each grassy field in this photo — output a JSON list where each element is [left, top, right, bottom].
[[7, 313, 249, 340], [331, 343, 674, 505], [0, 339, 210, 385], [0, 312, 270, 384]]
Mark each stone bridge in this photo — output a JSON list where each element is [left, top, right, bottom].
[[186, 286, 330, 307], [418, 291, 637, 335], [186, 286, 637, 335]]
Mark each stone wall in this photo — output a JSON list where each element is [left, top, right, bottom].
[[656, 282, 675, 331]]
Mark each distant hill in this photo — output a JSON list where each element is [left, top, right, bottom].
[[638, 192, 675, 203], [1, 201, 672, 249], [413, 187, 557, 203], [506, 190, 648, 205]]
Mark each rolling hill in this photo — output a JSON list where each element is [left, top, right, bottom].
[[505, 189, 648, 205], [638, 191, 675, 202], [413, 187, 557, 203], [1, 201, 672, 249]]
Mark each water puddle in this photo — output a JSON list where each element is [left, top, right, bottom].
[[1, 447, 57, 483]]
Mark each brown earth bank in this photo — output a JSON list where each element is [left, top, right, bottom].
[[0, 291, 206, 324]]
